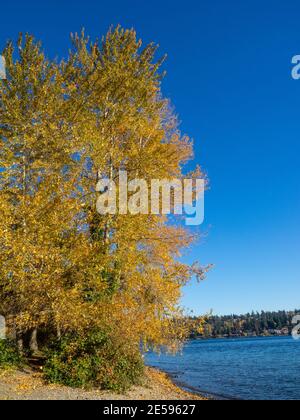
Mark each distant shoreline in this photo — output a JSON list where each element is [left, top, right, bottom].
[[192, 333, 291, 340], [194, 310, 299, 341]]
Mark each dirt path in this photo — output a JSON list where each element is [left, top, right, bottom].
[[0, 367, 206, 400]]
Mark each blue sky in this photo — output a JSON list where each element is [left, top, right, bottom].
[[1, 0, 300, 315]]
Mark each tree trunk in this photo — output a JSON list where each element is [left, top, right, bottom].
[[6, 315, 17, 341], [29, 328, 39, 354], [57, 325, 61, 340], [17, 337, 24, 354]]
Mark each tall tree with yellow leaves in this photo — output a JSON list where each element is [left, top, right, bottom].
[[0, 27, 207, 357]]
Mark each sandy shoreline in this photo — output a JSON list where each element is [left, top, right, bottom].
[[0, 367, 207, 401]]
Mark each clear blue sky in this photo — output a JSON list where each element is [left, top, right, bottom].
[[1, 0, 300, 315]]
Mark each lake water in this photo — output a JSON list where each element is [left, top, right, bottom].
[[145, 336, 300, 400]]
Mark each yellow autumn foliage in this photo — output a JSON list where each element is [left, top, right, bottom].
[[0, 27, 207, 353]]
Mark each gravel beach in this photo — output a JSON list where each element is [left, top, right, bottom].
[[0, 367, 206, 401]]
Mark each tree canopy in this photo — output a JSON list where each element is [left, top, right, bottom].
[[0, 27, 206, 358]]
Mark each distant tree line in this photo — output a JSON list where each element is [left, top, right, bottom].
[[191, 310, 300, 338]]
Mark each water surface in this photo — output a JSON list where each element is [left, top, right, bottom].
[[146, 336, 300, 400]]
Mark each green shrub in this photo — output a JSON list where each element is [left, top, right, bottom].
[[44, 330, 144, 392], [0, 340, 24, 368]]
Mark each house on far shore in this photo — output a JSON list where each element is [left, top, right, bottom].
[[267, 328, 290, 336], [281, 328, 289, 336]]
